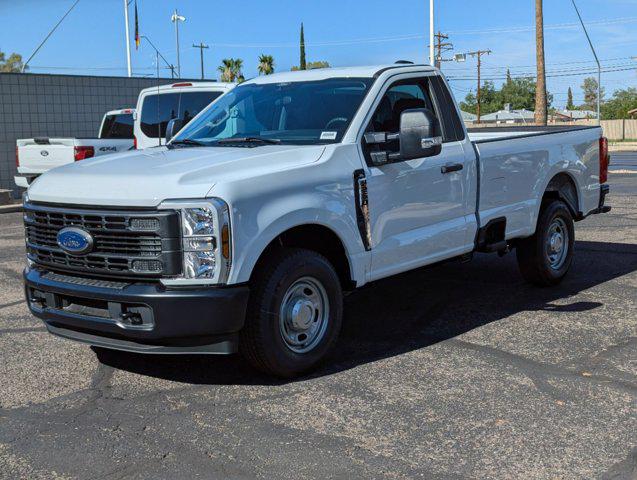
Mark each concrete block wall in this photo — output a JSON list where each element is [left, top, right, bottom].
[[0, 72, 187, 197]]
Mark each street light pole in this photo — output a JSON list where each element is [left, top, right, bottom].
[[171, 9, 186, 78], [429, 0, 435, 66], [571, 0, 601, 124], [123, 0, 132, 77]]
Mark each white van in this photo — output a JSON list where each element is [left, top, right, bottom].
[[133, 82, 234, 149]]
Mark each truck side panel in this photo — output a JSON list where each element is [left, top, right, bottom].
[[474, 127, 601, 239]]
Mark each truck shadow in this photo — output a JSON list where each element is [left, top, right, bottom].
[[94, 240, 637, 385]]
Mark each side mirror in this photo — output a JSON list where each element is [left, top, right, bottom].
[[165, 118, 185, 143], [399, 108, 442, 160]]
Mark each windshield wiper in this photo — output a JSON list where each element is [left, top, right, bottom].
[[168, 139, 207, 148], [216, 136, 281, 145]]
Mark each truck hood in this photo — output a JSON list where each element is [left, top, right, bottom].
[[27, 145, 326, 207]]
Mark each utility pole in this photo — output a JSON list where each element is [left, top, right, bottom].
[[192, 42, 209, 80], [429, 0, 435, 66], [468, 49, 492, 124], [123, 0, 132, 77], [171, 9, 186, 77], [434, 31, 453, 70], [535, 0, 548, 125]]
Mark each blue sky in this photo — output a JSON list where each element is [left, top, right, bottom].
[[1, 0, 636, 108]]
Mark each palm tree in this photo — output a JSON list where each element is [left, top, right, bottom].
[[534, 0, 547, 125], [218, 58, 244, 83], [218, 59, 234, 82], [257, 54, 275, 75]]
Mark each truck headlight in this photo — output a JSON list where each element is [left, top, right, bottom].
[[159, 199, 231, 285]]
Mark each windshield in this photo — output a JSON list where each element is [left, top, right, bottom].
[[140, 90, 224, 138], [173, 78, 374, 146]]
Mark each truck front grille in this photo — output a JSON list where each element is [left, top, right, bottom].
[[24, 203, 182, 278]]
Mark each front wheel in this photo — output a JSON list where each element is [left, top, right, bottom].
[[516, 199, 575, 286], [240, 248, 343, 377]]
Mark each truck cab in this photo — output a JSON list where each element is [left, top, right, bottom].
[[23, 64, 610, 377], [133, 81, 235, 150]]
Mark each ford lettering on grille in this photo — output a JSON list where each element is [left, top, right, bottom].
[[56, 227, 94, 255]]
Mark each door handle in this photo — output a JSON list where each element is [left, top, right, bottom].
[[441, 163, 463, 174]]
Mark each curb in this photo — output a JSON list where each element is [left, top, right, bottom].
[[0, 203, 23, 214]]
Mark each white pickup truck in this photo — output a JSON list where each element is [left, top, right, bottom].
[[23, 64, 610, 377], [14, 108, 135, 188]]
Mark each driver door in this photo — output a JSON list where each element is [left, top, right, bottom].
[[362, 76, 472, 281]]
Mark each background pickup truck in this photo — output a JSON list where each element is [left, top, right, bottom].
[[14, 108, 135, 188], [23, 63, 610, 377]]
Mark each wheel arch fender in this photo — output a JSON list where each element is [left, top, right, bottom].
[[531, 170, 581, 232], [229, 208, 367, 287]]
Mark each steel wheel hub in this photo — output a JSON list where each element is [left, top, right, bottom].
[[546, 217, 569, 270], [279, 277, 329, 354]]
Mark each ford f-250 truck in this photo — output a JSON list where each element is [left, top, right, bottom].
[[23, 64, 610, 377]]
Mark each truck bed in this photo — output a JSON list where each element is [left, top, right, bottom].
[[467, 125, 602, 241]]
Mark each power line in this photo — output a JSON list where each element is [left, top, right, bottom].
[[447, 65, 636, 81], [22, 0, 81, 72], [184, 16, 637, 50]]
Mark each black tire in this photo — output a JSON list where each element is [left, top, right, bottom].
[[240, 248, 343, 378], [516, 199, 575, 287]]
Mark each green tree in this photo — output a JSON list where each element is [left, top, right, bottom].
[[291, 60, 330, 71], [257, 54, 275, 75], [299, 23, 307, 70], [506, 68, 512, 85], [601, 88, 637, 120], [0, 50, 27, 72], [460, 77, 552, 115], [218, 58, 243, 82], [566, 87, 575, 110], [501, 77, 538, 110], [581, 77, 605, 110], [459, 81, 501, 115]]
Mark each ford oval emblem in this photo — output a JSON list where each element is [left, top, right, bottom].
[[57, 227, 94, 255], [40, 150, 49, 157]]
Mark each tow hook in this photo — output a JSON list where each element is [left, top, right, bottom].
[[119, 311, 143, 326]]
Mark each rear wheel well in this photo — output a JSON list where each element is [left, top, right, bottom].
[[252, 225, 354, 290], [542, 173, 579, 218]]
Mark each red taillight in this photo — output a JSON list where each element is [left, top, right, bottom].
[[599, 137, 609, 184], [15, 145, 19, 167], [74, 146, 95, 161], [133, 136, 137, 149], [172, 82, 192, 88]]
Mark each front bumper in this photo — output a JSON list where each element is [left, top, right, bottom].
[[24, 267, 249, 354]]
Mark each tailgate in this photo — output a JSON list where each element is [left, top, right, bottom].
[[17, 138, 75, 173]]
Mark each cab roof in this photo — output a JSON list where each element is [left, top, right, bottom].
[[138, 81, 235, 95], [245, 64, 436, 85]]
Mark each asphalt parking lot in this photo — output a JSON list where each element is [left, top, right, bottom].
[[0, 164, 635, 480]]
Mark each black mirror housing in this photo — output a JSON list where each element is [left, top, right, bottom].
[[399, 108, 442, 160], [166, 118, 185, 143]]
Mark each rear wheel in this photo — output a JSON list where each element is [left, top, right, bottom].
[[240, 248, 343, 377], [516, 200, 574, 286]]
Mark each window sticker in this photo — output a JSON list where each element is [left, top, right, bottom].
[[320, 131, 338, 140]]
